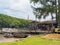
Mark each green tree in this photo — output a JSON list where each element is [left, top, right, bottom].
[[0, 14, 31, 28], [30, 0, 60, 24]]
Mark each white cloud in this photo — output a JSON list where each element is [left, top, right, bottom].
[[0, 0, 51, 21], [0, 0, 35, 20], [0, 4, 2, 6]]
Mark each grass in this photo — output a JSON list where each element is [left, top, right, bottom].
[[0, 36, 60, 45]]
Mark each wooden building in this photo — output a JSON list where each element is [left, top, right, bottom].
[[28, 21, 58, 30]]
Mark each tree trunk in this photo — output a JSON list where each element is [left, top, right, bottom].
[[51, 13, 54, 33], [55, 0, 58, 25]]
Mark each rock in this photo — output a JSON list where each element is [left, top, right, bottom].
[[4, 33, 14, 38], [13, 33, 28, 38]]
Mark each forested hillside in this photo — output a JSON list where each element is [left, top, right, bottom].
[[0, 14, 31, 28]]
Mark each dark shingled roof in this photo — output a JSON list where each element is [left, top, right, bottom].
[[30, 21, 56, 24], [40, 21, 56, 24]]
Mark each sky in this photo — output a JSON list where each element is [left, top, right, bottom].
[[0, 0, 52, 21]]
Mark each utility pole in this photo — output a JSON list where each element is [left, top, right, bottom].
[[27, 15, 29, 20]]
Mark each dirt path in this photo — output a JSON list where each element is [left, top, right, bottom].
[[0, 38, 20, 42], [0, 34, 20, 42], [42, 34, 60, 39]]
